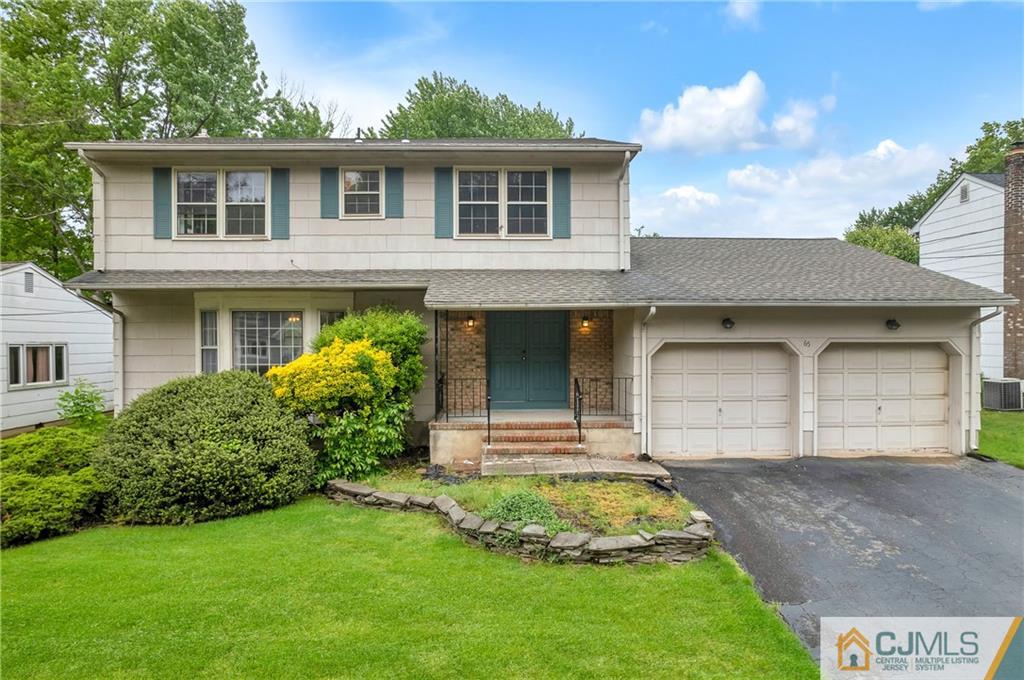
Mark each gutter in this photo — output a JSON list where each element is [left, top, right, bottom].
[[77, 150, 107, 271], [639, 305, 657, 461], [617, 150, 630, 272], [967, 307, 1004, 452]]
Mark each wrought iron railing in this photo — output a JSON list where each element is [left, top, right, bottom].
[[574, 376, 633, 417], [437, 374, 492, 443], [573, 378, 583, 444]]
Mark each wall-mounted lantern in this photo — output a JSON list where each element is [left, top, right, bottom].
[[466, 316, 476, 329], [721, 318, 736, 330], [581, 315, 591, 329]]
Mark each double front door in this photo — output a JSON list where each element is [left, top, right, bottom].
[[487, 311, 568, 409]]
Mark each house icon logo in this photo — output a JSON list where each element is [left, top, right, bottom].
[[836, 627, 871, 671]]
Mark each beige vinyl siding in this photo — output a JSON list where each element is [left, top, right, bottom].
[[113, 291, 195, 408], [2, 265, 113, 431], [97, 162, 627, 271]]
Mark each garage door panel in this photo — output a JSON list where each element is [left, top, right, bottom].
[[651, 343, 792, 457], [721, 373, 753, 398], [651, 374, 682, 398], [818, 343, 949, 454]]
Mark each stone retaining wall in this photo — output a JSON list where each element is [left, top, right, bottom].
[[325, 479, 714, 565]]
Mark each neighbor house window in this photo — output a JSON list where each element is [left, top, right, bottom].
[[319, 310, 345, 329], [341, 169, 382, 217], [176, 171, 218, 236], [457, 170, 500, 235], [225, 171, 266, 236], [231, 311, 303, 375], [200, 310, 218, 374], [456, 168, 550, 237], [7, 344, 67, 388]]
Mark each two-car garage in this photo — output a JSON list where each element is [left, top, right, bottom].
[[648, 339, 953, 459]]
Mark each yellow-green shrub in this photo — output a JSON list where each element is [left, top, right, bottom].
[[266, 338, 397, 417]]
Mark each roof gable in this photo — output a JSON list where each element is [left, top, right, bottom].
[[913, 172, 1004, 232]]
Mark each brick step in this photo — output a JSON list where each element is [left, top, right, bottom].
[[484, 443, 588, 456], [489, 430, 584, 443]]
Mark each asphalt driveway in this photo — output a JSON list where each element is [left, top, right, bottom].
[[663, 457, 1024, 655]]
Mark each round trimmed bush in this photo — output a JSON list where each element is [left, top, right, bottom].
[[94, 371, 314, 524]]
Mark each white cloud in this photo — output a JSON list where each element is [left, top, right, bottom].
[[636, 71, 768, 153], [636, 72, 833, 153], [662, 185, 721, 211], [634, 139, 942, 237], [724, 1, 761, 27], [640, 20, 668, 36]]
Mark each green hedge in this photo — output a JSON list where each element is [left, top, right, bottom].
[[94, 371, 315, 524]]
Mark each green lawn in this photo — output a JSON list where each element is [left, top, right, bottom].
[[980, 409, 1024, 468], [2, 498, 816, 679]]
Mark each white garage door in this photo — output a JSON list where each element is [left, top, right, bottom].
[[818, 344, 949, 454], [651, 343, 792, 457]]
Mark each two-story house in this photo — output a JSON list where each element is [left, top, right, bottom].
[[913, 143, 1024, 380], [65, 137, 1015, 468]]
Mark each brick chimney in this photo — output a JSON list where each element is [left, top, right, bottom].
[[1005, 141, 1024, 378]]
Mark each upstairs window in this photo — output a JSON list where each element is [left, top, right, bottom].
[[456, 168, 549, 238], [176, 171, 218, 236], [342, 169, 382, 217], [225, 171, 267, 236]]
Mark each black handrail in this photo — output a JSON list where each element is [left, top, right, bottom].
[[573, 377, 583, 444], [574, 377, 633, 417], [486, 380, 492, 446]]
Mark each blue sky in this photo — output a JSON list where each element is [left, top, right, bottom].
[[245, 1, 1023, 238]]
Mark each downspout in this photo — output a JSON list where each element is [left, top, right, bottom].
[[639, 305, 657, 461], [77, 149, 106, 272], [617, 150, 630, 272], [968, 308, 1003, 451]]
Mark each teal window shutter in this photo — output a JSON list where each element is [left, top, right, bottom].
[[434, 167, 453, 238], [270, 168, 290, 239], [320, 167, 339, 218], [385, 167, 404, 218], [153, 167, 172, 239], [552, 168, 571, 239]]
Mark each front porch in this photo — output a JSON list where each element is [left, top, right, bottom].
[[430, 309, 639, 469]]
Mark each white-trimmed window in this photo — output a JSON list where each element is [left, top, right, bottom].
[[174, 168, 269, 238], [225, 171, 267, 236], [456, 168, 550, 238], [341, 169, 383, 217], [319, 310, 345, 329], [231, 311, 303, 375], [7, 344, 67, 388], [200, 310, 218, 374]]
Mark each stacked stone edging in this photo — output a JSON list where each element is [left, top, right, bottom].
[[325, 479, 714, 565]]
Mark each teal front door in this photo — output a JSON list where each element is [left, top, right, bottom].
[[487, 311, 568, 409]]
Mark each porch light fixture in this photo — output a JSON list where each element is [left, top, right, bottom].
[[581, 316, 590, 329], [286, 314, 301, 325], [721, 318, 735, 330], [466, 316, 476, 328], [886, 319, 901, 331]]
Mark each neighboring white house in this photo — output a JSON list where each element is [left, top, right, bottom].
[[1, 262, 114, 435], [913, 173, 1005, 378]]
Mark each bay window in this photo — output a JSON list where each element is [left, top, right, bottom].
[[231, 311, 303, 375], [456, 168, 550, 237], [341, 169, 382, 217]]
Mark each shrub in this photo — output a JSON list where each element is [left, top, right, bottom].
[[1, 427, 102, 477], [315, 402, 407, 484], [481, 490, 573, 534], [312, 307, 427, 402], [267, 339, 397, 417], [1, 468, 104, 547], [57, 379, 108, 431], [94, 371, 314, 524]]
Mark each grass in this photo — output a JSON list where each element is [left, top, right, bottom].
[[980, 409, 1024, 469], [369, 468, 695, 535], [1, 498, 816, 679]]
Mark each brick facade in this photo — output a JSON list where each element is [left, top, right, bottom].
[[1005, 144, 1024, 378], [569, 310, 615, 411]]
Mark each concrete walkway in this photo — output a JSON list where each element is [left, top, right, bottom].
[[482, 456, 671, 479]]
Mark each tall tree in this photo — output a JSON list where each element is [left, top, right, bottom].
[[845, 119, 1024, 263], [1, 0, 341, 279], [369, 72, 577, 139]]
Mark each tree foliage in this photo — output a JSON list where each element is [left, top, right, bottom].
[[1, 0, 341, 280], [845, 119, 1024, 262], [369, 72, 577, 139]]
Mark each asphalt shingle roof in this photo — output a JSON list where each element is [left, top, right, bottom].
[[66, 237, 1016, 308], [965, 172, 1005, 188]]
